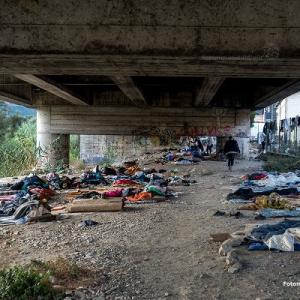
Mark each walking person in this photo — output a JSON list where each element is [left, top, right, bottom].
[[223, 136, 240, 171]]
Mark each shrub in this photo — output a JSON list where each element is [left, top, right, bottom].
[[263, 153, 300, 172], [0, 266, 62, 300], [0, 118, 36, 177]]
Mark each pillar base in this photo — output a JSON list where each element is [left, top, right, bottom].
[[37, 107, 70, 169]]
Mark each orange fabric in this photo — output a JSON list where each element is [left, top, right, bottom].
[[125, 166, 141, 175], [126, 192, 152, 202]]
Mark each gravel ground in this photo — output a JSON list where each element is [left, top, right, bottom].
[[1, 159, 300, 299]]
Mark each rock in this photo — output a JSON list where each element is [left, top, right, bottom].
[[219, 237, 244, 256], [200, 272, 210, 279], [227, 262, 242, 274], [94, 296, 105, 300], [226, 250, 239, 266], [74, 290, 85, 298]]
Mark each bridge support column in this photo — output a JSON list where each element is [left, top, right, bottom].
[[37, 106, 70, 168]]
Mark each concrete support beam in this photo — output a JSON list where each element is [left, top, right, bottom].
[[0, 90, 32, 107], [194, 77, 224, 106], [15, 74, 89, 106], [37, 107, 69, 167], [255, 80, 300, 108], [3, 56, 300, 78], [111, 76, 146, 106], [44, 105, 250, 137]]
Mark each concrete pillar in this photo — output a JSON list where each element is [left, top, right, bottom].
[[37, 107, 70, 168], [235, 137, 250, 159]]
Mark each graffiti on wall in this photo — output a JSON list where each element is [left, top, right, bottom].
[[133, 125, 249, 145], [133, 127, 178, 146]]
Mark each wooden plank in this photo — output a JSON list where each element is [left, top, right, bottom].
[[255, 80, 300, 108], [194, 77, 224, 106], [15, 74, 89, 106], [0, 90, 32, 107], [67, 199, 123, 213], [110, 76, 147, 106]]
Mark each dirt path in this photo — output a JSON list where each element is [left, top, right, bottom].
[[1, 159, 300, 299]]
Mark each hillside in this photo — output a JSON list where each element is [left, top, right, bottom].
[[1, 101, 36, 116]]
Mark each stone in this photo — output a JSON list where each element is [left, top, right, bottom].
[[226, 250, 239, 266], [219, 237, 244, 256], [228, 262, 242, 274]]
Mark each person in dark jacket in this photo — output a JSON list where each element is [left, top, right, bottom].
[[223, 136, 240, 171]]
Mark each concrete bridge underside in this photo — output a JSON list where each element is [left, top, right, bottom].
[[1, 0, 300, 164]]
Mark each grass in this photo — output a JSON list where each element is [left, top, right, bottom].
[[0, 257, 97, 300], [0, 266, 62, 300], [262, 153, 300, 172], [0, 118, 37, 177], [30, 257, 96, 289]]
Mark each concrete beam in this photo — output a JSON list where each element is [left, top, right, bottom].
[[2, 56, 300, 78], [194, 77, 224, 106], [42, 105, 250, 137], [255, 80, 300, 108], [15, 74, 89, 106], [0, 90, 32, 107], [111, 76, 146, 106], [1, 0, 300, 58]]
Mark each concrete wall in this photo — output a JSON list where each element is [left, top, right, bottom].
[[80, 135, 157, 164]]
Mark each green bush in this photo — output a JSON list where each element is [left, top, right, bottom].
[[0, 266, 62, 300], [0, 118, 36, 177], [70, 134, 80, 162], [263, 153, 300, 172]]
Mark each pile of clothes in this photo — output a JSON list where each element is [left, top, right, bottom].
[[0, 158, 195, 221], [65, 161, 194, 205], [164, 146, 204, 165], [0, 175, 56, 225], [246, 219, 300, 251], [218, 219, 300, 256], [227, 171, 300, 218]]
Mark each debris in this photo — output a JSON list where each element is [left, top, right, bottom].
[[225, 250, 239, 266], [67, 198, 123, 213], [79, 219, 99, 227], [256, 208, 300, 218], [219, 237, 244, 256], [213, 210, 243, 218], [227, 262, 242, 274]]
